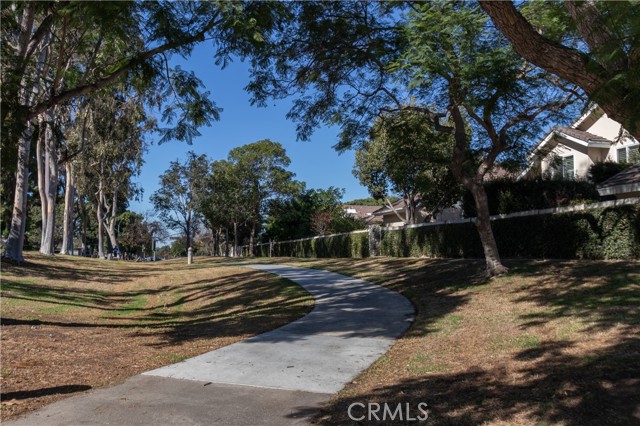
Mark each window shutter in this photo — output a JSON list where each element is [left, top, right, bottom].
[[562, 156, 574, 179], [618, 147, 628, 163]]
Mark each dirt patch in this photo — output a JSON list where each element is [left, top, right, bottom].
[[0, 254, 313, 421]]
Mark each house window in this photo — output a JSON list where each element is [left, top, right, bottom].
[[561, 155, 574, 179], [618, 144, 640, 163]]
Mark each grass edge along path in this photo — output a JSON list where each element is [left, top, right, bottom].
[[0, 253, 313, 421]]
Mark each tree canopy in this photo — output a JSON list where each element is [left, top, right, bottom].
[[265, 186, 363, 241], [1, 1, 284, 261], [354, 111, 460, 224], [245, 1, 580, 275], [480, 0, 640, 138], [150, 151, 208, 253]]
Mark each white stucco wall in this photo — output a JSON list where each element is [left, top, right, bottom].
[[580, 111, 638, 161], [579, 113, 622, 140], [540, 139, 598, 179]]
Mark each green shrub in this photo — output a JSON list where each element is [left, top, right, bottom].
[[462, 177, 600, 216], [588, 161, 630, 185], [259, 232, 370, 258], [380, 223, 483, 258], [259, 205, 639, 260], [382, 205, 639, 260]]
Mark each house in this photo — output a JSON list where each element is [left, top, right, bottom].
[[371, 199, 418, 226], [521, 106, 639, 179], [597, 163, 640, 199], [371, 198, 463, 227], [342, 204, 383, 224]]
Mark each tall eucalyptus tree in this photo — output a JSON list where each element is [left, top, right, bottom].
[[2, 1, 282, 261]]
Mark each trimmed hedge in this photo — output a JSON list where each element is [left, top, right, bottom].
[[381, 222, 484, 258], [258, 232, 370, 258], [256, 205, 639, 260], [588, 161, 631, 185], [381, 204, 640, 260], [462, 178, 600, 216]]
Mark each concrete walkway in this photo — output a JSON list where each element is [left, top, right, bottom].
[[7, 265, 414, 426]]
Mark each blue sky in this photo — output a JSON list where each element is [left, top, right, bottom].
[[128, 43, 371, 214]]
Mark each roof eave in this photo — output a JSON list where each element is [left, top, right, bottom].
[[571, 104, 600, 129], [597, 182, 640, 196]]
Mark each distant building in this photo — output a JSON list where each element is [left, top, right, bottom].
[[342, 204, 383, 224], [370, 198, 463, 227]]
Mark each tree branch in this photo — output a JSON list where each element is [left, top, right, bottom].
[[478, 1, 604, 94], [28, 14, 222, 120], [564, 0, 626, 70]]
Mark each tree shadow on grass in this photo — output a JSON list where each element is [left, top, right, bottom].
[[1, 258, 160, 285], [507, 260, 640, 333], [1, 269, 272, 314], [1, 270, 314, 347], [267, 258, 640, 425], [302, 336, 640, 426], [1, 385, 92, 401]]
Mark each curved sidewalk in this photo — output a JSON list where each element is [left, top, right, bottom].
[[7, 264, 414, 426]]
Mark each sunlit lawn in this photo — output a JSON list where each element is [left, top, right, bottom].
[[0, 253, 313, 421]]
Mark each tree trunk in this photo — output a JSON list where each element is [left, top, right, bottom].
[[449, 105, 508, 277], [225, 227, 230, 257], [233, 222, 238, 257], [3, 25, 49, 262], [37, 117, 47, 250], [105, 189, 118, 249], [185, 218, 191, 255], [4, 124, 35, 262], [406, 196, 418, 225], [467, 180, 509, 277], [96, 181, 106, 259], [97, 207, 105, 259], [39, 109, 59, 255], [214, 229, 220, 257], [60, 161, 75, 255], [248, 221, 256, 257], [78, 197, 88, 256]]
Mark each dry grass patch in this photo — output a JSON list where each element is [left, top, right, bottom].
[[0, 253, 312, 421], [231, 257, 639, 426]]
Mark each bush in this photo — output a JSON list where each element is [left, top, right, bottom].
[[588, 161, 630, 184], [258, 205, 639, 260], [258, 232, 370, 258], [381, 204, 640, 260], [462, 177, 600, 217], [380, 223, 483, 258]]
